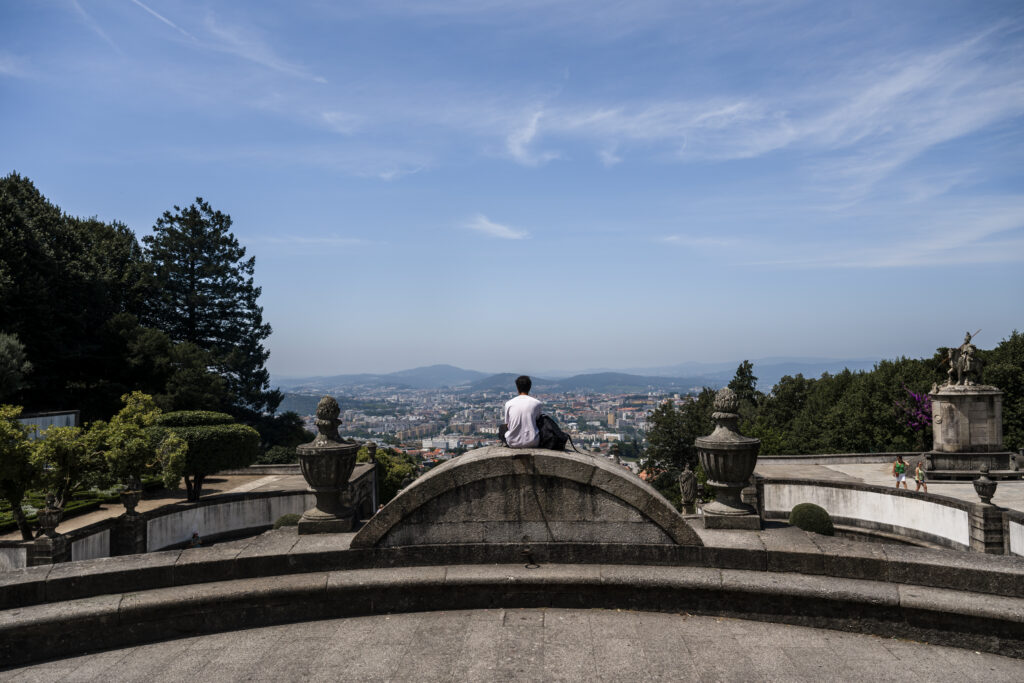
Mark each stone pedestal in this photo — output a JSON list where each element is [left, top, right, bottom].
[[927, 384, 1020, 479], [115, 513, 147, 555], [297, 396, 360, 534], [27, 534, 69, 566], [695, 388, 761, 530]]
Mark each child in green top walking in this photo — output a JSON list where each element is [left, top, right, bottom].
[[892, 454, 908, 489], [914, 461, 927, 493]]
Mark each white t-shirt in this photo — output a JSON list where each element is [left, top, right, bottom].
[[502, 394, 542, 448]]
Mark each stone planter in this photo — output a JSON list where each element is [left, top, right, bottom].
[[297, 396, 360, 534], [974, 465, 998, 505], [120, 489, 142, 516], [35, 505, 63, 539], [695, 387, 761, 530]]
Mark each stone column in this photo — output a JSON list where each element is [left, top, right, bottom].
[[27, 534, 69, 566], [297, 396, 360, 534], [695, 388, 761, 530], [969, 465, 1005, 554], [115, 513, 147, 555]]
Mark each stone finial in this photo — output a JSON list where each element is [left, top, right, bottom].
[[314, 396, 342, 444], [707, 387, 743, 439], [713, 387, 738, 415]]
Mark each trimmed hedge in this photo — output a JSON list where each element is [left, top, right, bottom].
[[168, 423, 261, 476], [155, 411, 235, 428], [789, 502, 835, 536]]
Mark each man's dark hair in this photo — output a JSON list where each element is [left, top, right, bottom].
[[515, 375, 532, 394]]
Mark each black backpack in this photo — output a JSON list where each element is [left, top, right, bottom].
[[536, 414, 578, 452]]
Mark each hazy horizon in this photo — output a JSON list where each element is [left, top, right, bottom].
[[3, 1, 1022, 377]]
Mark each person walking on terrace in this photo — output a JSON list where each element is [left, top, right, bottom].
[[500, 375, 542, 448], [914, 460, 928, 493], [893, 454, 909, 489]]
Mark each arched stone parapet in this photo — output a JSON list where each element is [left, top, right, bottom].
[[351, 446, 702, 547]]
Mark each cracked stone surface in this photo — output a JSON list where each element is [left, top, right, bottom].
[[3, 608, 1022, 682]]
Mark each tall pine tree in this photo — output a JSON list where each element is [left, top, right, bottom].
[[143, 199, 281, 418]]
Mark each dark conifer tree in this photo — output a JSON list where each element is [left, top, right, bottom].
[[143, 198, 281, 417]]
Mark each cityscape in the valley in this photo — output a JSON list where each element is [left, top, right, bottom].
[[275, 358, 875, 473], [285, 383, 660, 471]]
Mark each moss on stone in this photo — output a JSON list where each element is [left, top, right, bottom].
[[274, 513, 301, 529]]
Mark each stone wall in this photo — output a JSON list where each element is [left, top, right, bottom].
[[70, 528, 110, 562], [0, 546, 26, 571], [760, 479, 973, 550], [354, 446, 701, 548], [1006, 509, 1024, 557], [146, 493, 314, 551], [758, 452, 919, 465]]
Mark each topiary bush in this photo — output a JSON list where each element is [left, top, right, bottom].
[[258, 445, 298, 464], [788, 502, 835, 536], [152, 411, 260, 501], [156, 411, 234, 428], [274, 513, 301, 528]]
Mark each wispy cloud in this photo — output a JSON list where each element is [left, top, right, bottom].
[[374, 166, 425, 181], [69, 0, 121, 53], [750, 197, 1024, 268], [0, 53, 29, 79], [465, 214, 529, 239], [320, 110, 362, 134], [256, 235, 370, 247], [661, 235, 739, 248], [128, 0, 197, 41], [506, 111, 560, 166], [203, 16, 327, 83], [598, 146, 622, 167]]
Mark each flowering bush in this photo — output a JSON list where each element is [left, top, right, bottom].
[[895, 385, 932, 432]]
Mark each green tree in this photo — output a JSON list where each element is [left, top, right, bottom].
[[357, 445, 416, 505], [30, 425, 107, 509], [986, 330, 1024, 451], [728, 360, 762, 432], [107, 313, 231, 412], [0, 174, 153, 420], [143, 199, 280, 417], [153, 410, 260, 500], [0, 404, 36, 540], [100, 391, 164, 487], [0, 332, 32, 401], [643, 389, 715, 472]]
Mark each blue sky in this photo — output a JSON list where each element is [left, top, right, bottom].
[[2, 1, 1023, 377]]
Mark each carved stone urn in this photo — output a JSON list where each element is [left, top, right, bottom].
[[120, 476, 143, 516], [36, 495, 63, 538], [297, 396, 360, 534], [695, 387, 761, 530], [973, 464, 998, 505]]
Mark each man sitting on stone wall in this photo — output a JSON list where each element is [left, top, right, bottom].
[[500, 375, 542, 448]]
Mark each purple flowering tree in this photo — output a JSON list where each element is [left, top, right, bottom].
[[895, 385, 932, 450]]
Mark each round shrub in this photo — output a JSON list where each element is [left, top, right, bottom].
[[155, 411, 234, 428], [788, 502, 835, 536], [274, 513, 300, 528], [150, 411, 260, 501], [171, 423, 261, 476]]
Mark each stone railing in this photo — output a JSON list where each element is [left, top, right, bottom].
[[757, 477, 1004, 552], [1, 462, 375, 570], [757, 452, 921, 465]]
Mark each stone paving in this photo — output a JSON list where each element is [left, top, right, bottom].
[[3, 608, 1022, 682]]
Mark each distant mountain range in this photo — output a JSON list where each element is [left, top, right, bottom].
[[273, 357, 882, 394]]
